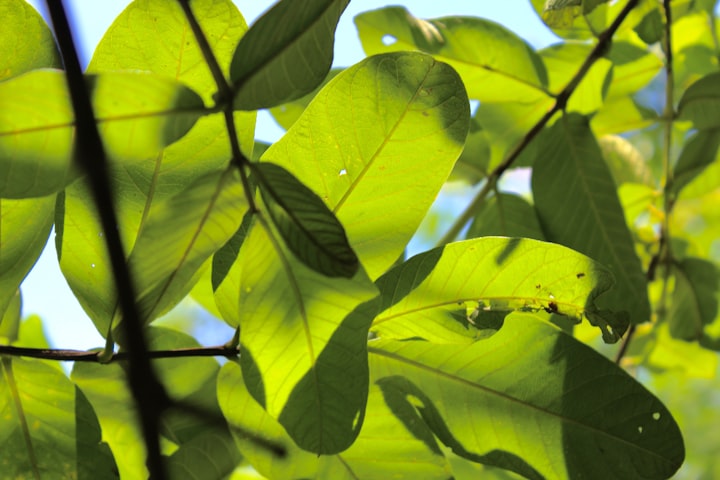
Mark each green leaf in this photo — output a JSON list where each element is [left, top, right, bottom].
[[76, 387, 119, 480], [354, 6, 549, 103], [367, 312, 684, 479], [259, 51, 469, 279], [166, 430, 243, 480], [269, 69, 342, 131], [72, 362, 146, 480], [214, 220, 378, 454], [540, 42, 612, 114], [0, 0, 60, 81], [449, 117, 491, 183], [591, 96, 658, 136], [253, 162, 359, 278], [668, 257, 719, 342], [0, 70, 205, 198], [0, 357, 117, 479], [119, 170, 246, 332], [231, 0, 349, 109], [672, 129, 720, 195], [217, 361, 451, 479], [598, 134, 654, 186], [0, 195, 54, 316], [89, 0, 248, 104], [532, 114, 651, 325], [605, 40, 663, 99], [0, 291, 21, 343], [467, 193, 545, 240], [370, 237, 625, 344], [678, 71, 720, 129]]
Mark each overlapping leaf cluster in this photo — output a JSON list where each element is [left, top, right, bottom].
[[5, 0, 718, 477]]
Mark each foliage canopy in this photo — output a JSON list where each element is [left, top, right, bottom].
[[2, 0, 719, 478]]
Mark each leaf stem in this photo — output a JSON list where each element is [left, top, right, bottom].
[[44, 2, 168, 478], [617, 0, 675, 364], [178, 0, 259, 213], [438, 0, 640, 246], [0, 344, 240, 362]]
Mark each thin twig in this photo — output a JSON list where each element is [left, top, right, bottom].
[[43, 2, 168, 478], [177, 0, 259, 213], [0, 344, 240, 362], [438, 0, 640, 246], [616, 0, 675, 364]]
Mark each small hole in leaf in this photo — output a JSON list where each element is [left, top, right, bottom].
[[638, 426, 643, 433], [91, 263, 95, 268], [339, 168, 347, 176], [381, 34, 397, 46], [653, 412, 661, 420]]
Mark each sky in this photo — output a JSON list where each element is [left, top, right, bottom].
[[21, 0, 560, 351]]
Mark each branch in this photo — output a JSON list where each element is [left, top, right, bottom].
[[438, 0, 640, 246], [177, 0, 259, 213], [44, 2, 168, 478], [0, 344, 240, 362], [617, 0, 675, 365]]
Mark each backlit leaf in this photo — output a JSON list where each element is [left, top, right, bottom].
[[370, 237, 626, 344], [231, 0, 349, 109], [254, 162, 358, 278], [354, 6, 549, 103], [367, 313, 684, 479], [217, 360, 451, 480], [214, 220, 378, 454], [0, 0, 60, 81], [122, 170, 246, 331], [532, 114, 651, 324], [0, 70, 205, 198], [0, 357, 117, 479], [259, 51, 469, 279], [0, 195, 54, 316]]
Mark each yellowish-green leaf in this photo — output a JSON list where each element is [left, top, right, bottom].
[[214, 219, 378, 454], [354, 6, 550, 103], [370, 237, 625, 344], [367, 313, 684, 479], [0, 195, 53, 316], [0, 0, 60, 81], [0, 70, 205, 198], [1, 358, 117, 479], [259, 52, 469, 279], [467, 193, 545, 240]]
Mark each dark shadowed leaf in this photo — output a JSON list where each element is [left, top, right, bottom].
[[668, 257, 719, 342], [231, 0, 349, 109], [253, 162, 359, 278], [672, 129, 720, 195], [467, 193, 545, 240], [367, 312, 684, 479], [678, 71, 720, 129], [532, 114, 650, 325]]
